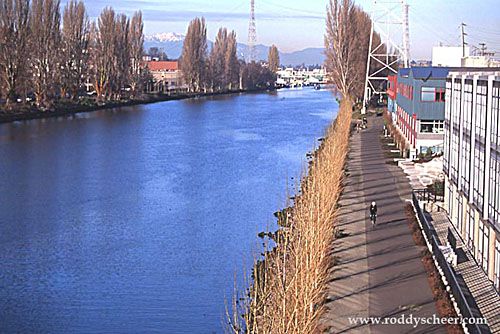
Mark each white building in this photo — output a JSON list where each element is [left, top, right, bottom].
[[275, 68, 327, 87], [432, 46, 470, 67], [443, 70, 500, 291]]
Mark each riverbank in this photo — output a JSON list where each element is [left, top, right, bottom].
[[228, 100, 352, 333], [0, 88, 270, 124]]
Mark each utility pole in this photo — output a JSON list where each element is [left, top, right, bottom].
[[479, 43, 486, 56], [461, 22, 468, 58], [247, 0, 257, 63]]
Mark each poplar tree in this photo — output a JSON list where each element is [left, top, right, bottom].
[[0, 0, 31, 108], [267, 44, 280, 72], [325, 0, 384, 100], [90, 7, 115, 100], [61, 0, 89, 100], [209, 27, 228, 91], [129, 11, 144, 96], [224, 31, 239, 91], [180, 17, 208, 92], [30, 0, 61, 108], [114, 13, 130, 99]]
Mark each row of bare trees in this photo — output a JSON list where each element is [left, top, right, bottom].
[[325, 0, 388, 101], [0, 0, 146, 110], [180, 17, 275, 93]]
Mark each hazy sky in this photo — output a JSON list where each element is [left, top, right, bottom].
[[73, 0, 500, 59]]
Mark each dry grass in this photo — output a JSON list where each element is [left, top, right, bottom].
[[227, 100, 352, 334]]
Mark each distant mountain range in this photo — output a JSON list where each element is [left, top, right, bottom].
[[144, 33, 325, 66]]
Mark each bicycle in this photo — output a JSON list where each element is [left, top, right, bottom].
[[370, 213, 377, 225]]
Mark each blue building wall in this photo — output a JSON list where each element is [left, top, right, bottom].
[[396, 67, 451, 121]]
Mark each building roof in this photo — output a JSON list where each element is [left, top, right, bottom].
[[398, 66, 500, 81], [410, 66, 452, 80], [145, 61, 178, 71]]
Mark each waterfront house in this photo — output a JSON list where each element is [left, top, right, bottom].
[[144, 60, 182, 92]]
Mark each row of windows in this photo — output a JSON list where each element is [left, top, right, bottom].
[[420, 120, 444, 133], [398, 83, 413, 100]]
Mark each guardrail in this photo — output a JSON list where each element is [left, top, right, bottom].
[[411, 192, 484, 334], [414, 188, 444, 203]]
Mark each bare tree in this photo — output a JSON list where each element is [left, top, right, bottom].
[[325, 0, 363, 99], [267, 44, 280, 73], [113, 13, 130, 99], [29, 0, 61, 108], [225, 31, 239, 91], [129, 11, 144, 97], [209, 27, 227, 91], [180, 17, 207, 93], [90, 7, 115, 101], [61, 0, 89, 100], [0, 0, 31, 108]]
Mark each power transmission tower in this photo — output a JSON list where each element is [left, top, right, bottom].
[[362, 0, 410, 114], [247, 0, 257, 62]]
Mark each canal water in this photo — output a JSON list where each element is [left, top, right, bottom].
[[0, 87, 338, 333]]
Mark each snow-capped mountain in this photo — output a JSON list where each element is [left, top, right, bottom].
[[145, 32, 185, 42], [143, 32, 325, 66]]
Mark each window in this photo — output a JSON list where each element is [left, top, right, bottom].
[[461, 136, 471, 196], [466, 205, 475, 253], [457, 195, 463, 233], [421, 87, 435, 101], [473, 144, 485, 210], [495, 240, 500, 292], [444, 80, 452, 173], [489, 152, 500, 225], [477, 220, 489, 274], [435, 88, 445, 102], [476, 82, 488, 141]]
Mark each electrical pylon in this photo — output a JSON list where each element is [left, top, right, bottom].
[[247, 0, 257, 62], [362, 0, 410, 114]]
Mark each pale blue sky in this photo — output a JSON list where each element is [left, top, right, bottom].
[[72, 0, 500, 58]]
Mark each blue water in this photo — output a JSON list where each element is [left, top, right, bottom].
[[0, 88, 338, 333]]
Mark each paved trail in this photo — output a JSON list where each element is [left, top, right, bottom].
[[320, 116, 446, 333]]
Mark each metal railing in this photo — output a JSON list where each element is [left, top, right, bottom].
[[414, 188, 444, 203], [412, 192, 484, 334]]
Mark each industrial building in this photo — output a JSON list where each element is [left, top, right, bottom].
[[392, 67, 451, 158], [443, 70, 500, 292]]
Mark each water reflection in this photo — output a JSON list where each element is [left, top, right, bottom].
[[0, 87, 338, 333]]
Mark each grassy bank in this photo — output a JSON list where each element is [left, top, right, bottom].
[[228, 100, 352, 333], [0, 88, 269, 124]]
